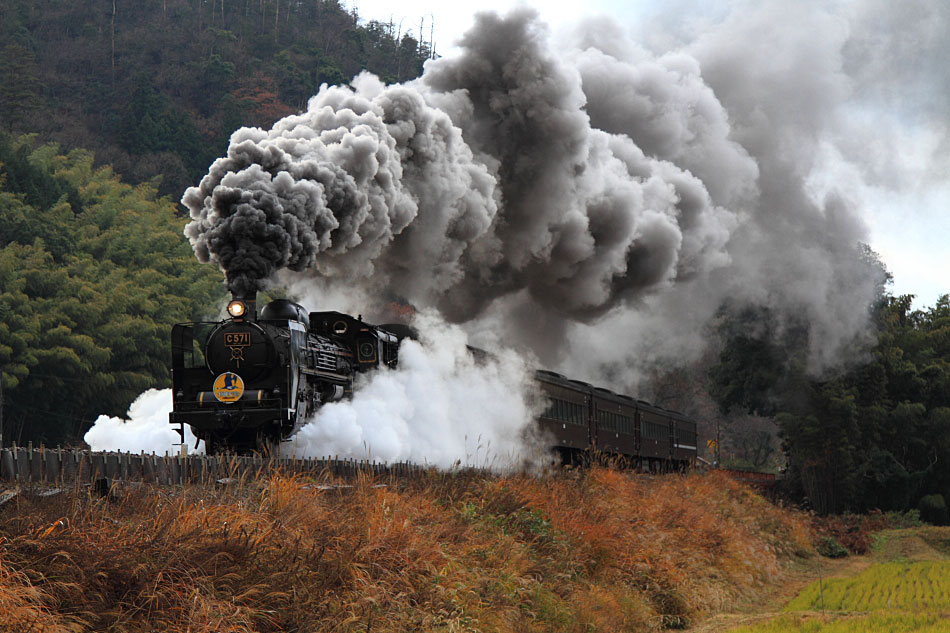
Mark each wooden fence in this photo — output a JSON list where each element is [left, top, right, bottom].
[[0, 445, 422, 486]]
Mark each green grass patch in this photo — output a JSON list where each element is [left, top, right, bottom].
[[727, 613, 950, 633], [918, 527, 950, 556], [785, 561, 950, 612]]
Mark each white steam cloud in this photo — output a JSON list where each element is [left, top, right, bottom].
[[84, 389, 203, 454], [284, 314, 545, 470]]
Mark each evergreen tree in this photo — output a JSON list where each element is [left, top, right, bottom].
[[0, 43, 41, 132], [0, 0, 435, 196], [709, 291, 950, 515], [0, 135, 225, 445]]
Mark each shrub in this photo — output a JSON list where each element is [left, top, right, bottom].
[[885, 509, 923, 528], [918, 494, 949, 525], [811, 512, 886, 554], [816, 536, 849, 558]]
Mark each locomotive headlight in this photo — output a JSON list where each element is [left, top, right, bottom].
[[227, 300, 246, 318]]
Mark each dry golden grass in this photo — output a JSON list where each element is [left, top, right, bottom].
[[0, 469, 812, 632]]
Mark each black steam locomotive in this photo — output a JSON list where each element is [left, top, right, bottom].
[[169, 295, 402, 454], [170, 296, 698, 469]]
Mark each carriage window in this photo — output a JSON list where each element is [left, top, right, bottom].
[[620, 415, 633, 434], [544, 399, 586, 426], [641, 420, 667, 440], [597, 411, 634, 433]]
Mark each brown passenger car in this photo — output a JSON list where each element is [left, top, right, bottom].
[[671, 411, 697, 466], [534, 370, 697, 471], [536, 371, 590, 459], [591, 388, 638, 457]]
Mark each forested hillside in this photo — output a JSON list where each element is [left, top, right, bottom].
[[0, 133, 225, 444], [0, 0, 433, 197], [0, 0, 433, 446], [709, 291, 950, 518]]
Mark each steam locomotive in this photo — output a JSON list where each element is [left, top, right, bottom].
[[169, 295, 698, 470], [169, 295, 403, 454]]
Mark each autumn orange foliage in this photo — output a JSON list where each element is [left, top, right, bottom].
[[809, 509, 912, 555], [0, 469, 812, 632]]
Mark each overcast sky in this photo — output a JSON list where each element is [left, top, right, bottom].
[[349, 0, 949, 308]]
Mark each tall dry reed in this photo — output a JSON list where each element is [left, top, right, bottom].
[[0, 468, 811, 632]]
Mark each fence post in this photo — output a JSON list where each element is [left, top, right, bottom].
[[0, 448, 14, 481], [16, 447, 29, 482]]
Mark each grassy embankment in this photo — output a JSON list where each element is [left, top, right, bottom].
[[723, 526, 950, 633], [0, 469, 812, 633]]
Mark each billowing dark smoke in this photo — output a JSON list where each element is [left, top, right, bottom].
[[182, 83, 491, 297], [183, 10, 732, 323], [184, 3, 946, 381], [420, 12, 737, 322]]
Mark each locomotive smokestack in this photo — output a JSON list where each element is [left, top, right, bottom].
[[241, 292, 257, 321]]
